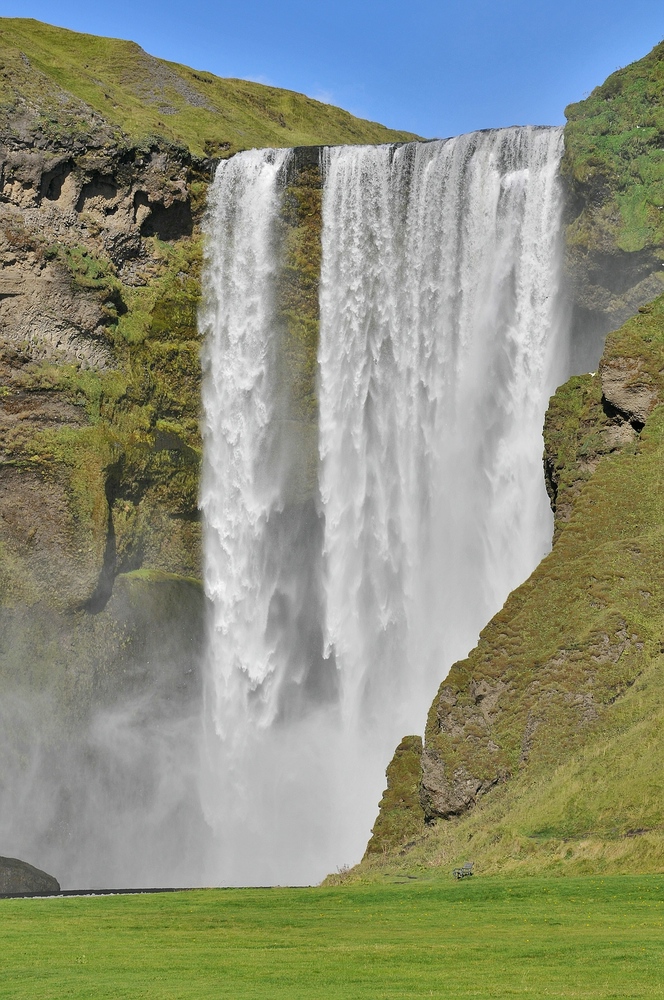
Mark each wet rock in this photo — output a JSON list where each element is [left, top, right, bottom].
[[419, 751, 499, 822]]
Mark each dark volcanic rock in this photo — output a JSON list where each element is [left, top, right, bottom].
[[0, 856, 60, 894]]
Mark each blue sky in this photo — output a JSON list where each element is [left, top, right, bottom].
[[4, 1, 663, 137]]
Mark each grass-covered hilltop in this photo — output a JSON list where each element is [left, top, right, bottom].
[[562, 39, 664, 367], [1, 15, 664, 885], [0, 18, 417, 154]]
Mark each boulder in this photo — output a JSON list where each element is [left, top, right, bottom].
[[0, 856, 60, 894]]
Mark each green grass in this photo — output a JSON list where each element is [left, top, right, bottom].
[[0, 18, 419, 156], [0, 877, 662, 998], [563, 39, 664, 255]]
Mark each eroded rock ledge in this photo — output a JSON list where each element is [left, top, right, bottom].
[[0, 130, 204, 369], [0, 103, 210, 722]]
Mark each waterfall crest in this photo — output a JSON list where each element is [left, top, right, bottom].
[[200, 128, 568, 885]]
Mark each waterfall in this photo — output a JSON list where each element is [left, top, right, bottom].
[[200, 128, 568, 886], [319, 127, 567, 738]]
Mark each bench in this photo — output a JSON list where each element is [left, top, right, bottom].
[[452, 862, 474, 879]]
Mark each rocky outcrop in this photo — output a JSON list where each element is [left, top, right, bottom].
[[420, 679, 510, 822], [600, 352, 661, 429], [0, 856, 59, 894], [0, 144, 205, 615], [544, 296, 664, 538], [0, 134, 201, 365], [365, 736, 425, 855]]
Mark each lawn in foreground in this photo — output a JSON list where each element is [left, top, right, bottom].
[[0, 874, 662, 998]]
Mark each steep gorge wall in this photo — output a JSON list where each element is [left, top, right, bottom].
[[0, 113, 209, 720]]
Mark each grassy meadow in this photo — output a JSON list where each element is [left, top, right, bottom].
[[1, 875, 663, 998]]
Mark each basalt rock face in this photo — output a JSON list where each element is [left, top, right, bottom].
[[0, 855, 60, 894], [0, 139, 196, 375], [0, 124, 207, 714]]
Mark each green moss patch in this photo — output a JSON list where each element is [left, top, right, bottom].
[[563, 40, 664, 256], [365, 736, 425, 856]]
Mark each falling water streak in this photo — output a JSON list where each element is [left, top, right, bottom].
[[200, 147, 292, 718], [199, 148, 347, 886], [200, 129, 569, 885], [199, 148, 298, 883]]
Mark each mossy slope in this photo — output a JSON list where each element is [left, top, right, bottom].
[[563, 40, 664, 256], [0, 18, 419, 157], [562, 39, 664, 366], [364, 736, 425, 857]]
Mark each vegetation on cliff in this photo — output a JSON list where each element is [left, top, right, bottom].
[[563, 39, 664, 257], [364, 736, 425, 856], [561, 39, 664, 365]]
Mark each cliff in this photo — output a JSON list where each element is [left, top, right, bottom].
[[0, 19, 418, 156], [2, 18, 664, 882]]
